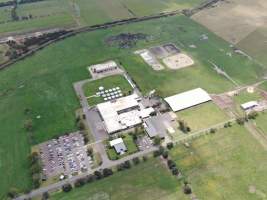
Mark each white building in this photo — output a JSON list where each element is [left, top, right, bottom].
[[97, 94, 154, 134], [109, 138, 127, 155], [164, 88, 211, 112], [241, 101, 259, 110], [90, 60, 118, 74]]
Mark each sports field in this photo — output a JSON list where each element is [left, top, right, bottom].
[[0, 15, 264, 195], [176, 102, 229, 132], [51, 159, 188, 200], [83, 75, 132, 106], [170, 125, 267, 200]]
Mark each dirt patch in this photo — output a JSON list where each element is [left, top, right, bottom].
[[105, 33, 150, 49], [162, 53, 194, 70], [212, 94, 234, 109]]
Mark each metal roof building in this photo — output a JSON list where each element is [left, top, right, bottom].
[[164, 88, 211, 112], [241, 101, 259, 110], [109, 138, 127, 155]]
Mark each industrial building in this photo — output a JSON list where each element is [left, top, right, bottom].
[[164, 88, 211, 112], [97, 93, 155, 134], [90, 60, 118, 74]]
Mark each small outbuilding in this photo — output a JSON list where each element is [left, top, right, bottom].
[[109, 138, 127, 155], [241, 101, 259, 110]]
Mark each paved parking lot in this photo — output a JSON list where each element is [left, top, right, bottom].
[[136, 136, 153, 151], [39, 132, 91, 178]]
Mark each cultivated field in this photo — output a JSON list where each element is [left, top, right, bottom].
[[176, 102, 229, 132], [170, 125, 267, 200], [50, 159, 188, 200], [192, 0, 267, 44], [237, 27, 267, 67], [82, 75, 132, 106], [0, 15, 264, 195], [0, 0, 207, 36]]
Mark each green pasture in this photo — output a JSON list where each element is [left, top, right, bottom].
[[176, 102, 229, 132], [170, 125, 267, 200], [51, 158, 187, 200], [254, 112, 267, 135]]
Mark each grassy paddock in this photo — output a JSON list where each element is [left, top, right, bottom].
[[254, 112, 267, 135], [50, 158, 188, 200], [170, 125, 267, 200], [176, 102, 229, 132], [83, 75, 132, 106]]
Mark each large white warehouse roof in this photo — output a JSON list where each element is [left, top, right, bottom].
[[164, 88, 211, 112]]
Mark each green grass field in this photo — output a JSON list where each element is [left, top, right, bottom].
[[0, 15, 265, 196], [176, 102, 229, 132], [0, 44, 8, 63], [170, 125, 267, 200], [83, 75, 132, 106], [0, 0, 76, 35], [254, 112, 267, 135], [259, 81, 267, 91], [51, 158, 188, 200]]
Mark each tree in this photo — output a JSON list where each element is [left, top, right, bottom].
[[42, 192, 49, 200], [178, 120, 190, 133], [236, 117, 246, 125], [171, 167, 179, 175], [153, 136, 161, 145], [167, 160, 176, 170], [153, 150, 160, 157], [24, 119, 33, 131], [103, 168, 113, 177], [183, 185, 192, 195], [132, 157, 140, 165], [94, 170, 103, 179], [123, 160, 131, 169], [62, 184, 72, 192], [166, 142, 174, 150], [142, 156, 148, 162], [247, 111, 258, 119], [7, 187, 19, 198], [162, 151, 169, 159]]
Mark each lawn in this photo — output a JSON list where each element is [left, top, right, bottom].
[[0, 15, 264, 195], [51, 158, 188, 200], [176, 102, 230, 132], [170, 125, 267, 200], [83, 75, 132, 106], [107, 134, 138, 160]]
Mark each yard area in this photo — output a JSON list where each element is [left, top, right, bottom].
[[83, 75, 132, 106], [0, 15, 264, 195], [51, 158, 188, 200], [107, 134, 138, 160], [176, 102, 230, 132], [170, 125, 267, 200]]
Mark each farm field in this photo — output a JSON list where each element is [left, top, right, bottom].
[[176, 102, 229, 132], [0, 0, 207, 36], [0, 15, 265, 196], [0, 0, 76, 35], [192, 0, 267, 44], [237, 27, 267, 66], [83, 75, 132, 106], [170, 125, 267, 200], [254, 112, 267, 135], [51, 158, 188, 200], [120, 0, 206, 16]]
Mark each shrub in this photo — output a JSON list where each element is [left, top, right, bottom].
[[94, 170, 103, 179], [171, 167, 179, 175], [132, 157, 140, 165], [183, 185, 192, 195], [153, 150, 160, 157], [103, 168, 113, 177], [142, 156, 148, 162], [162, 151, 169, 159], [62, 183, 72, 192], [166, 142, 174, 150]]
